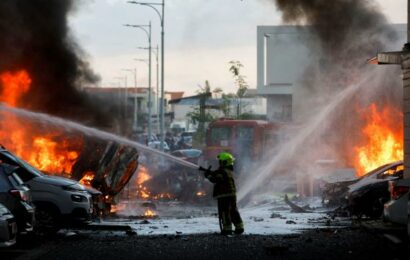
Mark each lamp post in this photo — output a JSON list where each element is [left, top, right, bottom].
[[125, 22, 153, 141], [128, 0, 165, 151]]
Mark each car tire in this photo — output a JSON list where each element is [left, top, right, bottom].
[[35, 206, 60, 236]]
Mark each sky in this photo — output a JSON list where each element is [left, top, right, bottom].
[[69, 0, 408, 96]]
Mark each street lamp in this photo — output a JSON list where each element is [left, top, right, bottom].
[[128, 0, 165, 151], [124, 23, 153, 142]]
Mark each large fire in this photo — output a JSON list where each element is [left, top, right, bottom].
[[353, 103, 403, 176], [0, 69, 83, 175], [0, 70, 31, 107], [143, 209, 156, 218]]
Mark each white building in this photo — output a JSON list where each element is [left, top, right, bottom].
[[257, 26, 312, 122], [257, 25, 407, 123]]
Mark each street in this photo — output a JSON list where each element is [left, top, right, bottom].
[[1, 197, 409, 260], [1, 222, 408, 260]]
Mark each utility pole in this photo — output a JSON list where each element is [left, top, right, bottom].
[[128, 0, 165, 151], [124, 22, 153, 141]]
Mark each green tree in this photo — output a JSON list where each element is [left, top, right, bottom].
[[229, 60, 249, 118], [186, 80, 215, 146]]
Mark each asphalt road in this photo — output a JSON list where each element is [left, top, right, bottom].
[[1, 223, 409, 260]]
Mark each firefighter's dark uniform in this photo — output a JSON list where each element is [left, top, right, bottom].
[[204, 165, 244, 235]]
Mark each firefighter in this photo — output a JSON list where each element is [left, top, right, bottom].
[[200, 152, 244, 235]]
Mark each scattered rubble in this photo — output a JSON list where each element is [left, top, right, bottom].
[[270, 213, 282, 219], [284, 194, 312, 213]]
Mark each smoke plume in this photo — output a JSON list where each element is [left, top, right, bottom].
[[0, 0, 109, 125], [271, 0, 402, 162], [238, 0, 404, 201]]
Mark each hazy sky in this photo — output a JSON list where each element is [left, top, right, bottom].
[[69, 0, 408, 96]]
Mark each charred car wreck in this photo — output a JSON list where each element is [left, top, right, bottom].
[[321, 161, 404, 218]]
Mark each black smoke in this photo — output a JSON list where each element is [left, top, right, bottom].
[[0, 0, 111, 126], [271, 0, 403, 165], [273, 0, 399, 93]]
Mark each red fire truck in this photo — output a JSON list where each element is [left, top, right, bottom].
[[203, 119, 281, 171]]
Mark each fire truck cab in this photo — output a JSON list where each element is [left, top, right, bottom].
[[203, 119, 280, 172]]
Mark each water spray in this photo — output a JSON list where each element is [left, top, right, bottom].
[[0, 103, 198, 170]]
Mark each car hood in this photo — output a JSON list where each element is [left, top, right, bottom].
[[348, 178, 390, 193], [84, 186, 102, 196], [32, 175, 79, 187]]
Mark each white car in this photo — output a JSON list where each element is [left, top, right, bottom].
[[383, 179, 410, 225], [0, 203, 17, 247], [0, 148, 93, 234]]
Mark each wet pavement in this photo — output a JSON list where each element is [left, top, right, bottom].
[[1, 221, 409, 260], [1, 197, 409, 259]]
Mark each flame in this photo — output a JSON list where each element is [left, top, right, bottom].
[[134, 165, 152, 199], [27, 137, 79, 174], [0, 70, 31, 107], [353, 104, 403, 176], [196, 191, 206, 197], [80, 171, 95, 186], [0, 70, 83, 176], [110, 203, 127, 214], [143, 209, 156, 218], [136, 165, 151, 185], [152, 193, 174, 200]]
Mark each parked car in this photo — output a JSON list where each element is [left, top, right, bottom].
[[148, 141, 170, 152], [0, 148, 92, 234], [0, 164, 35, 234], [383, 179, 410, 225], [346, 161, 404, 218], [0, 203, 17, 247], [176, 133, 194, 149], [322, 161, 403, 207], [170, 149, 203, 165]]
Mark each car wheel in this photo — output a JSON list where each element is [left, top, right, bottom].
[[35, 206, 60, 236]]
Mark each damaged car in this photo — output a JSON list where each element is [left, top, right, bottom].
[[321, 161, 403, 209], [346, 161, 404, 218]]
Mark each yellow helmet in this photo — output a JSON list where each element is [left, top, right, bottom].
[[217, 152, 235, 166]]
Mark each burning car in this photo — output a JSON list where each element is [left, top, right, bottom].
[[346, 161, 403, 218], [321, 161, 403, 208]]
